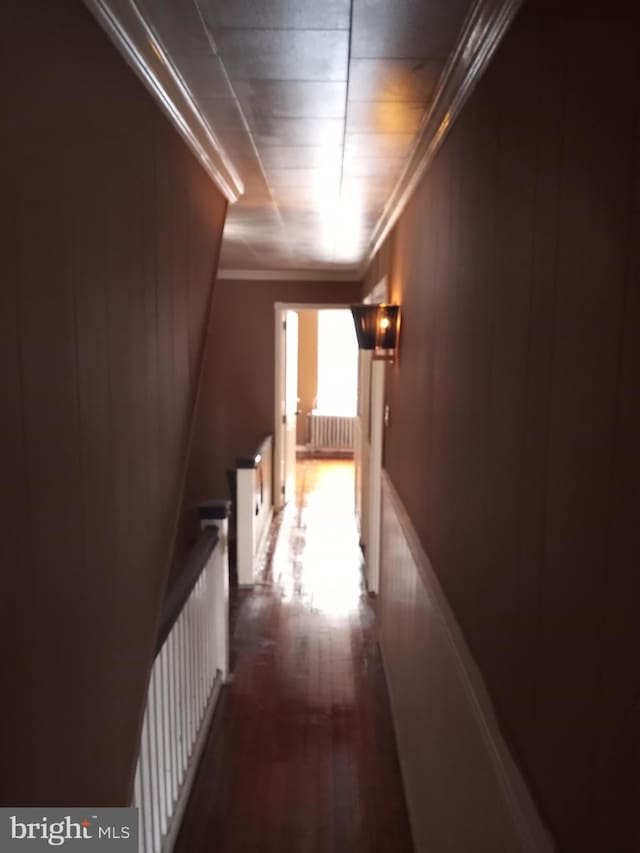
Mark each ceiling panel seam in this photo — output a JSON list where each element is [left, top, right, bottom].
[[191, 0, 296, 262]]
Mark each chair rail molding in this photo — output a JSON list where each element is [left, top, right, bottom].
[[361, 0, 525, 273], [83, 0, 244, 203], [380, 470, 555, 853]]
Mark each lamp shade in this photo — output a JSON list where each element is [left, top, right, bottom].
[[350, 304, 378, 350], [350, 304, 400, 359]]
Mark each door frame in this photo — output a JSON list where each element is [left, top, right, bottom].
[[357, 275, 389, 593], [274, 302, 353, 510]]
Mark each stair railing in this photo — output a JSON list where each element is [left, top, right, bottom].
[[133, 501, 230, 853]]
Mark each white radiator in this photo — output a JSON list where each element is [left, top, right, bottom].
[[309, 413, 355, 452]]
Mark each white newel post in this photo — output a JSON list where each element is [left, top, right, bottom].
[[198, 500, 230, 682], [235, 461, 257, 587]]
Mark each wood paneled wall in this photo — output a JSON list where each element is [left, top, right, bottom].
[[371, 0, 640, 849], [0, 0, 226, 805]]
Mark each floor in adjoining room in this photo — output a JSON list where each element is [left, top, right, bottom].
[[176, 459, 413, 853]]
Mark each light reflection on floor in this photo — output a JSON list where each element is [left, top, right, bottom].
[[268, 459, 364, 619]]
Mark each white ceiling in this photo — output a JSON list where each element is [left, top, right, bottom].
[[128, 0, 474, 273]]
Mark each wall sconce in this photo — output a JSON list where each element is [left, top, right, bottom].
[[350, 304, 400, 361]]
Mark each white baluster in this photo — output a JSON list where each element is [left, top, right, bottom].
[[134, 501, 231, 853]]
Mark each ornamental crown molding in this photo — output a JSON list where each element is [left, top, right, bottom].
[[360, 0, 524, 275], [84, 0, 244, 203]]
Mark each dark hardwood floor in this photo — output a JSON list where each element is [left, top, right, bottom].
[[176, 459, 413, 853]]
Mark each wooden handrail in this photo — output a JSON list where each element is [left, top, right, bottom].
[[236, 433, 273, 469], [156, 526, 218, 654]]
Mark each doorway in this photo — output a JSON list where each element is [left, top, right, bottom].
[[297, 308, 359, 457], [274, 303, 357, 509], [274, 297, 386, 594]]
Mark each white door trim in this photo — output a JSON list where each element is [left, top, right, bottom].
[[274, 306, 286, 510], [366, 359, 385, 594], [353, 272, 388, 594]]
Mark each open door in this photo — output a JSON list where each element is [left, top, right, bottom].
[[275, 307, 299, 509], [283, 311, 299, 504]]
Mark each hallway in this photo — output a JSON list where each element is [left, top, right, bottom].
[[176, 460, 413, 853]]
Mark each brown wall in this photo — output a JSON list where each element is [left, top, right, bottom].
[[296, 309, 319, 445], [372, 0, 640, 849], [182, 280, 360, 546], [0, 0, 226, 805]]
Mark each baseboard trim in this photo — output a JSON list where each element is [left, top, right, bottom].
[[251, 505, 274, 580], [381, 470, 555, 853]]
